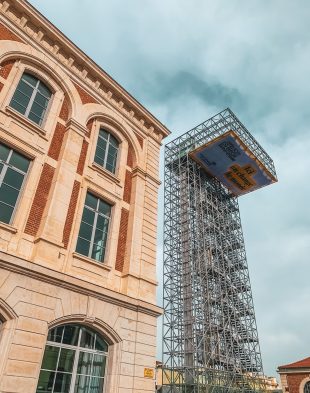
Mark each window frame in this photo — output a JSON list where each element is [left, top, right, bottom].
[[94, 128, 120, 175], [36, 324, 109, 393], [9, 71, 53, 127], [0, 143, 31, 225], [75, 192, 113, 264]]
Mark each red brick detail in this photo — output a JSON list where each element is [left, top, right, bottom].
[[59, 96, 70, 121], [73, 81, 98, 105], [48, 122, 66, 161], [24, 164, 55, 236], [115, 208, 129, 272], [86, 118, 94, 137], [287, 373, 307, 393], [134, 131, 144, 148], [0, 22, 22, 42], [0, 59, 14, 79], [123, 170, 132, 204], [62, 180, 80, 248], [127, 144, 134, 168], [77, 140, 89, 175]]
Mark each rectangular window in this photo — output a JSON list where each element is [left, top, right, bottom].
[[76, 192, 111, 262], [94, 129, 119, 174], [0, 143, 30, 224], [10, 72, 52, 126]]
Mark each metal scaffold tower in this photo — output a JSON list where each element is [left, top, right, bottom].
[[162, 108, 277, 393]]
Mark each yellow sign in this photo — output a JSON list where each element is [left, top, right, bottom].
[[144, 367, 154, 378], [224, 164, 257, 191]]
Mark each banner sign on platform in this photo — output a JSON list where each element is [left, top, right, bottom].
[[190, 131, 277, 196]]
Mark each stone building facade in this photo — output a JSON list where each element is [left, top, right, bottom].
[[0, 1, 169, 392], [278, 357, 310, 393]]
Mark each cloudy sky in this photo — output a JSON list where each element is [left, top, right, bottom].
[[28, 0, 310, 378]]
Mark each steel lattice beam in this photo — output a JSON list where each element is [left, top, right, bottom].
[[162, 109, 277, 393]]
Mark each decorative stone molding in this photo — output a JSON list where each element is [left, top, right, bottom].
[[0, 298, 18, 321], [49, 315, 122, 344], [0, 252, 162, 317]]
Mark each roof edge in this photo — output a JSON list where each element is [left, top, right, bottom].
[[3, 0, 170, 138]]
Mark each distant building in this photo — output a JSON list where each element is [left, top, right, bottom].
[[278, 357, 310, 393], [263, 375, 282, 392]]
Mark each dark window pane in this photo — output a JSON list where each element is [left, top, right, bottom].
[[10, 82, 33, 109], [96, 215, 109, 232], [96, 137, 107, 150], [18, 80, 34, 97], [80, 329, 95, 350], [36, 370, 55, 392], [0, 163, 3, 173], [62, 325, 79, 346], [99, 129, 109, 140], [74, 375, 90, 393], [10, 151, 30, 172], [53, 372, 72, 393], [95, 336, 108, 352], [105, 161, 115, 173], [22, 73, 38, 87], [91, 244, 104, 262], [10, 99, 27, 115], [3, 168, 24, 189], [78, 222, 93, 241], [58, 348, 75, 372], [85, 193, 97, 209], [0, 144, 10, 161], [13, 81, 33, 99], [98, 201, 111, 217], [92, 354, 106, 377], [0, 202, 14, 223], [28, 108, 43, 125], [94, 154, 105, 167], [77, 351, 93, 374], [48, 326, 64, 343], [110, 135, 119, 148], [106, 154, 116, 173], [76, 237, 90, 257], [38, 82, 52, 98], [41, 345, 59, 371], [0, 183, 20, 206], [81, 208, 95, 226], [93, 228, 105, 246], [34, 92, 49, 109], [89, 376, 104, 393]]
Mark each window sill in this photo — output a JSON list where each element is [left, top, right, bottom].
[[72, 252, 112, 271], [90, 162, 121, 183], [0, 221, 18, 234], [5, 106, 48, 140]]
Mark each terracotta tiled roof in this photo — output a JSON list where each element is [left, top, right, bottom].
[[278, 357, 310, 369]]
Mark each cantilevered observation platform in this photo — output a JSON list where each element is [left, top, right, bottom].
[[162, 108, 277, 393]]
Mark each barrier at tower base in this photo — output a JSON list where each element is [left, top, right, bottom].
[[162, 108, 277, 393]]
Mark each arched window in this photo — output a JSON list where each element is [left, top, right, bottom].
[[94, 129, 119, 174], [10, 72, 52, 126], [36, 324, 109, 393], [305, 381, 310, 393]]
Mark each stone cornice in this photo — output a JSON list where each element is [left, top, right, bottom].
[[0, 251, 162, 317], [0, 0, 170, 141]]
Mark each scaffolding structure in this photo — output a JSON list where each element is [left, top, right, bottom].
[[162, 109, 277, 393]]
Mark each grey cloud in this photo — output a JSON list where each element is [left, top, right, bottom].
[[29, 0, 310, 378]]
